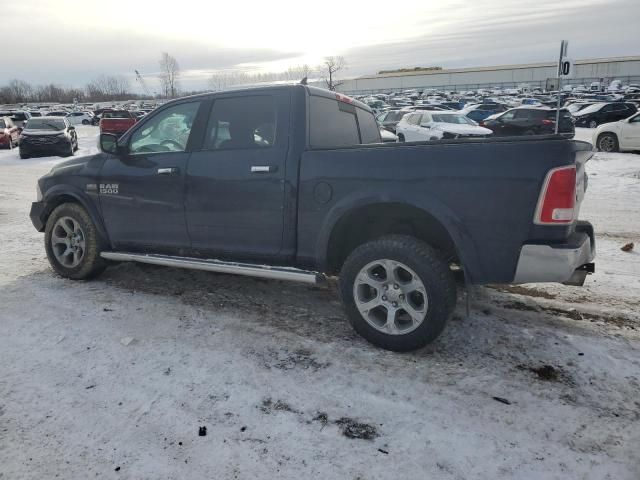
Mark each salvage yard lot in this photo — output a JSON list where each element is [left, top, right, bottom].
[[1, 127, 639, 479]]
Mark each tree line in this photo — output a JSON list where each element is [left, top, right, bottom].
[[0, 52, 347, 105]]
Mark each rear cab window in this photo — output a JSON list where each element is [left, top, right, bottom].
[[308, 91, 381, 148]]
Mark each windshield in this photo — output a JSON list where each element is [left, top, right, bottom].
[[576, 103, 604, 115], [25, 119, 65, 130], [431, 114, 475, 125]]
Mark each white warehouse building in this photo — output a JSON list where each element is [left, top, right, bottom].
[[335, 56, 640, 94]]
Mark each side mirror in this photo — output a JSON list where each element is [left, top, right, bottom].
[[100, 133, 120, 154]]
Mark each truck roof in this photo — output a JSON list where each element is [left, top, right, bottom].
[[179, 84, 372, 113]]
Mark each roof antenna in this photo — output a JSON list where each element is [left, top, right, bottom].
[[300, 76, 308, 85]]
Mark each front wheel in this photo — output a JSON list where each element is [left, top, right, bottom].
[[82, 119, 89, 125], [589, 120, 598, 128], [339, 235, 456, 352], [44, 203, 107, 280], [397, 133, 405, 142]]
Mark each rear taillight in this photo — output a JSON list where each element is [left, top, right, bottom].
[[534, 165, 577, 224], [542, 119, 555, 125], [478, 121, 485, 126]]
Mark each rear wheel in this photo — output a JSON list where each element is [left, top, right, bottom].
[[339, 235, 456, 352], [597, 133, 619, 152], [44, 203, 107, 280], [82, 119, 89, 125], [397, 133, 405, 142]]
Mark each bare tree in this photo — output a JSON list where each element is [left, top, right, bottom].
[[322, 56, 346, 91], [85, 75, 131, 101], [159, 52, 180, 98]]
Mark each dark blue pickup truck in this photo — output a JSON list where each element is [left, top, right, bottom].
[[30, 85, 595, 351]]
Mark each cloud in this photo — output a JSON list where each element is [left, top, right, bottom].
[[2, 0, 638, 91]]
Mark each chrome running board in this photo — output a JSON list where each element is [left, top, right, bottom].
[[100, 252, 321, 284]]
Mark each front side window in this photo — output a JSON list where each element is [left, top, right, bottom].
[[205, 95, 276, 150], [130, 102, 200, 154], [356, 107, 381, 144]]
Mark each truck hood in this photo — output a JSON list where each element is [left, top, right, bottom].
[[432, 123, 493, 135]]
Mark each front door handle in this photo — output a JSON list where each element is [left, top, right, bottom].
[[250, 165, 278, 173], [157, 167, 179, 175]]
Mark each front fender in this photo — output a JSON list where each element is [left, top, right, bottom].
[[39, 184, 110, 245]]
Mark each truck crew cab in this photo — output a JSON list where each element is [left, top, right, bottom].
[[30, 85, 595, 351]]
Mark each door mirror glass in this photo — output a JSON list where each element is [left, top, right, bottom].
[[100, 133, 119, 154]]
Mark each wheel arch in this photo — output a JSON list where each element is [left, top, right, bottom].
[[317, 194, 481, 281], [41, 186, 110, 246]]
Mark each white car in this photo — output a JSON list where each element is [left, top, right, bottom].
[[592, 112, 640, 152], [396, 111, 492, 142], [66, 111, 94, 125]]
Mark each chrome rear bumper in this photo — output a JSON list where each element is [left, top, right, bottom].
[[513, 222, 595, 285]]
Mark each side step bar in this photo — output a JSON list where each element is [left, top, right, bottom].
[[100, 252, 322, 284]]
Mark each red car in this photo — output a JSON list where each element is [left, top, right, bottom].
[[0, 116, 20, 149], [99, 110, 137, 137]]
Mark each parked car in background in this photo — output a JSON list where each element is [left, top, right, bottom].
[[464, 109, 496, 123], [396, 111, 492, 141], [592, 112, 640, 152], [47, 111, 69, 117], [99, 110, 137, 137], [376, 109, 408, 133], [573, 102, 638, 128], [0, 110, 31, 130], [0, 116, 20, 149], [66, 111, 94, 125], [379, 127, 398, 142], [566, 102, 596, 115], [481, 107, 574, 138], [18, 117, 78, 159]]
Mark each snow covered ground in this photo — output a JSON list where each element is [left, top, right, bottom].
[[0, 127, 638, 479]]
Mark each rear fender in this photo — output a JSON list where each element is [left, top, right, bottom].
[[315, 190, 483, 282]]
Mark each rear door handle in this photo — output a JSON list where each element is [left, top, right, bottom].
[[157, 167, 179, 175], [251, 165, 278, 173]]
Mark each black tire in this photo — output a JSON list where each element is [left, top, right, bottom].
[[82, 119, 89, 125], [64, 142, 74, 157], [589, 120, 598, 129], [19, 152, 29, 159], [44, 203, 107, 280], [597, 133, 619, 152], [339, 235, 456, 352], [523, 129, 536, 136], [397, 133, 405, 142]]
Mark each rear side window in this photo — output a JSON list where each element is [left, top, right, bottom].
[[356, 107, 381, 144], [204, 95, 277, 150], [309, 96, 359, 148]]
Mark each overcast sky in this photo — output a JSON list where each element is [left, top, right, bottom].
[[5, 0, 639, 93]]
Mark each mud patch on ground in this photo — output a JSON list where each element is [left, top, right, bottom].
[[499, 301, 637, 330], [260, 398, 300, 415], [335, 417, 379, 440], [517, 364, 574, 386], [489, 285, 557, 300], [250, 348, 330, 372]]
